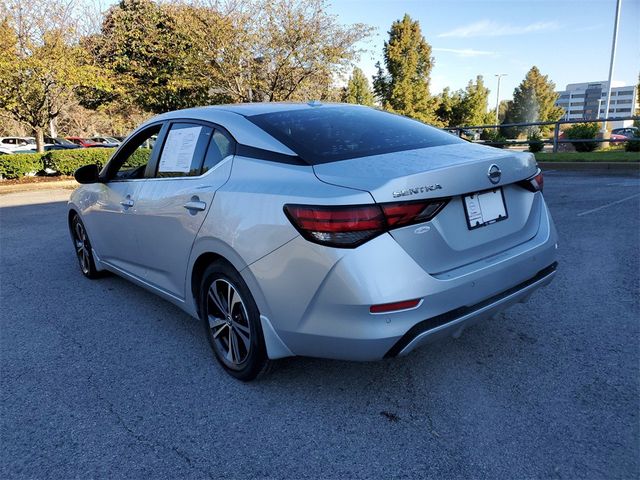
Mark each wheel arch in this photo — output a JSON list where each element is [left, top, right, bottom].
[[187, 238, 270, 318], [188, 242, 291, 359], [67, 207, 82, 240]]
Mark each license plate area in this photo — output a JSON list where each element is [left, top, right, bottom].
[[463, 188, 508, 230]]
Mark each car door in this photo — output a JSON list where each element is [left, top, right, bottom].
[[82, 123, 166, 278], [133, 121, 235, 299]]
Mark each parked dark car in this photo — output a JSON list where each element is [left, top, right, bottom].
[[44, 137, 82, 151]]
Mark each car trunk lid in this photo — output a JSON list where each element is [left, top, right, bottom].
[[313, 142, 542, 274]]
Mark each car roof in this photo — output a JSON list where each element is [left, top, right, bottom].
[[139, 103, 368, 156], [158, 102, 363, 119]]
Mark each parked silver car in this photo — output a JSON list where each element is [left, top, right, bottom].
[[69, 103, 558, 380]]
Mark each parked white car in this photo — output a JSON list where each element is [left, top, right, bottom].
[[0, 137, 36, 152]]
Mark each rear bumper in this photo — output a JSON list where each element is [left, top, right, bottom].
[[247, 195, 558, 361], [385, 262, 557, 357]]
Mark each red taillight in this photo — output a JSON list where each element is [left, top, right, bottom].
[[370, 299, 421, 314], [519, 169, 544, 193], [283, 204, 386, 247], [382, 199, 449, 228], [284, 198, 449, 248], [533, 171, 544, 192]]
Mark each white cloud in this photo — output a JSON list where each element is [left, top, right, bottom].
[[438, 20, 560, 38], [433, 47, 496, 58]]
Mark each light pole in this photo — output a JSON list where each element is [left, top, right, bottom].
[[494, 74, 507, 126], [603, 0, 622, 132]]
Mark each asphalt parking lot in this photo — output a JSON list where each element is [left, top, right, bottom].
[[1, 170, 639, 479]]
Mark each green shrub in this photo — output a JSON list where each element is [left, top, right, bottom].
[[625, 134, 640, 152], [0, 153, 45, 179], [564, 123, 599, 152], [44, 148, 116, 175], [527, 130, 545, 153], [126, 148, 151, 168], [483, 129, 507, 149]]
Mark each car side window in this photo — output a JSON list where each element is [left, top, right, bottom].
[[201, 129, 235, 174], [156, 123, 213, 178], [107, 124, 162, 181]]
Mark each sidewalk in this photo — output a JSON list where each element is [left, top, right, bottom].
[[0, 188, 72, 207], [537, 161, 640, 172], [0, 179, 78, 195]]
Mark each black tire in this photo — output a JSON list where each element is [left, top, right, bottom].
[[70, 214, 101, 279], [199, 260, 271, 381]]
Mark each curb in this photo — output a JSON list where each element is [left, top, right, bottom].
[[0, 179, 78, 195], [538, 161, 640, 171]]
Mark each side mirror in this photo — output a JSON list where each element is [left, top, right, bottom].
[[74, 164, 100, 184]]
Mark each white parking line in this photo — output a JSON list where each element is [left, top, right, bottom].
[[577, 193, 640, 217]]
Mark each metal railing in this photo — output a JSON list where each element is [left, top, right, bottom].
[[446, 115, 639, 153]]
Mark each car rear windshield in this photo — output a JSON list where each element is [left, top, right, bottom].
[[247, 106, 463, 164]]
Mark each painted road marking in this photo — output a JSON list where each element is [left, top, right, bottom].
[[577, 193, 640, 217]]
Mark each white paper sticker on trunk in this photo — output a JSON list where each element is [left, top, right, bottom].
[[158, 126, 202, 173]]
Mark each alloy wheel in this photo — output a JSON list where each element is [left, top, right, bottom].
[[73, 220, 91, 275], [206, 279, 252, 365]]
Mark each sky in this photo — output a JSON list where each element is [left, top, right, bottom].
[[330, 0, 640, 106]]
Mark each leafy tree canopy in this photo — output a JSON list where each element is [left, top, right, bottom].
[[503, 66, 563, 133], [435, 76, 490, 127], [342, 67, 374, 106], [0, 0, 107, 151], [82, 0, 372, 113], [373, 14, 436, 123]]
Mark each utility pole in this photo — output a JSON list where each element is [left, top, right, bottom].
[[603, 0, 622, 132], [494, 74, 507, 126]]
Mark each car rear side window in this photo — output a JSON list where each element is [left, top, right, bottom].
[[247, 106, 463, 164], [201, 129, 235, 174], [156, 123, 213, 177]]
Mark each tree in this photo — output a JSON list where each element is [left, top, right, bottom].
[[435, 76, 490, 127], [342, 67, 374, 105], [452, 75, 490, 126], [0, 0, 103, 151], [83, 0, 371, 111], [373, 14, 436, 123], [503, 66, 563, 135], [253, 0, 371, 102], [487, 99, 510, 125], [82, 0, 208, 114], [435, 87, 462, 127]]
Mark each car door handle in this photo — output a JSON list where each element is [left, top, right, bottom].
[[120, 198, 134, 208], [183, 200, 207, 212]]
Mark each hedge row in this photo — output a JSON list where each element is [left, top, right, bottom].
[[0, 153, 44, 179], [0, 148, 116, 179], [46, 148, 116, 175]]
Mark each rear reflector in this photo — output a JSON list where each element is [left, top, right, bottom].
[[284, 198, 449, 248], [370, 299, 421, 314]]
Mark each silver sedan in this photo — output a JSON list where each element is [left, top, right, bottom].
[[69, 103, 558, 380]]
